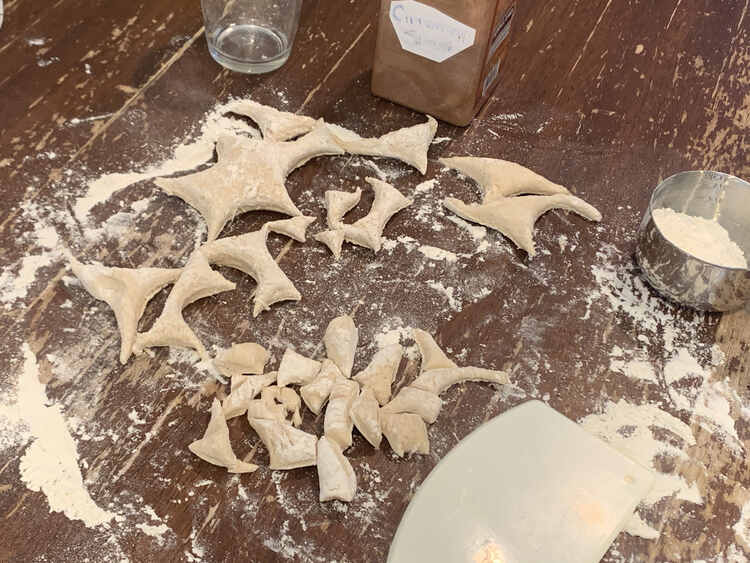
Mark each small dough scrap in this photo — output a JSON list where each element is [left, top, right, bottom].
[[324, 188, 362, 229], [350, 388, 382, 448], [189, 399, 258, 473], [444, 193, 602, 258], [223, 372, 277, 419], [380, 412, 430, 457], [413, 328, 457, 372], [343, 178, 412, 252], [200, 228, 300, 316], [352, 344, 402, 406], [69, 257, 181, 364], [314, 229, 345, 260], [246, 398, 286, 422], [266, 215, 316, 242], [323, 378, 360, 449], [226, 99, 317, 141], [439, 156, 570, 200], [323, 315, 359, 378], [248, 418, 317, 470], [411, 366, 510, 395], [382, 386, 442, 424], [300, 359, 342, 415], [328, 116, 438, 174], [277, 347, 322, 387], [279, 387, 303, 427], [317, 436, 357, 502], [133, 252, 235, 361], [214, 342, 269, 378]]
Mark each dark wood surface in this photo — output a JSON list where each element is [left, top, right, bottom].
[[1, 1, 749, 561]]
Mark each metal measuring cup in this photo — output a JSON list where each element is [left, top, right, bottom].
[[635, 170, 750, 312]]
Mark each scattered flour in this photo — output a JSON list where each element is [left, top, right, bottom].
[[652, 208, 747, 269]]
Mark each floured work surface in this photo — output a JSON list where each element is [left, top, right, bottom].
[[1, 1, 750, 562]]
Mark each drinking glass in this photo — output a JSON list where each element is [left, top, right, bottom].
[[200, 0, 302, 74]]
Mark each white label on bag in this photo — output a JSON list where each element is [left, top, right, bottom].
[[389, 1, 476, 63]]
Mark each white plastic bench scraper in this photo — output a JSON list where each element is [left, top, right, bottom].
[[388, 400, 654, 563]]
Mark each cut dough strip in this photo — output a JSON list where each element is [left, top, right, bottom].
[[189, 399, 258, 473], [200, 228, 301, 317], [328, 116, 438, 175], [69, 257, 181, 364], [317, 436, 357, 502], [133, 252, 235, 362]]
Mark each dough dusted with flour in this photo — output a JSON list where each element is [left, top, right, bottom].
[[323, 378, 360, 449], [69, 257, 181, 364], [413, 328, 457, 372], [382, 386, 442, 424], [200, 227, 300, 316], [327, 116, 438, 175], [133, 252, 235, 361], [350, 387, 382, 448], [411, 366, 510, 395], [317, 436, 357, 502], [248, 418, 317, 470], [380, 412, 429, 457], [214, 342, 269, 378], [441, 157, 602, 257], [300, 359, 342, 415], [323, 315, 359, 378], [316, 178, 413, 257], [225, 99, 317, 141], [155, 124, 342, 241], [189, 399, 258, 473], [223, 372, 277, 419], [277, 348, 322, 387], [353, 344, 402, 406]]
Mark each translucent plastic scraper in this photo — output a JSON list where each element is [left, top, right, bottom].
[[388, 400, 654, 563]]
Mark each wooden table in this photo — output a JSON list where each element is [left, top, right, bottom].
[[1, 1, 749, 561]]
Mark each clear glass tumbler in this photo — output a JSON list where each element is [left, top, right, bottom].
[[200, 0, 302, 74]]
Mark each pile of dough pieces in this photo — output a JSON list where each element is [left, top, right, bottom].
[[69, 101, 436, 365], [189, 316, 510, 502]]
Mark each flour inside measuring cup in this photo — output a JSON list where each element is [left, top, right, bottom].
[[652, 208, 748, 269]]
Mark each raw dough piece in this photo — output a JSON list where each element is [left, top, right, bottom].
[[380, 412, 430, 457], [69, 257, 181, 364], [226, 99, 317, 141], [223, 373, 277, 419], [382, 386, 442, 424], [327, 116, 438, 174], [200, 227, 300, 316], [266, 215, 316, 242], [412, 328, 457, 372], [313, 229, 346, 260], [342, 178, 413, 253], [277, 347, 322, 387], [279, 387, 303, 427], [155, 125, 342, 241], [214, 342, 269, 378], [411, 366, 510, 395], [324, 188, 362, 228], [323, 315, 359, 378], [443, 194, 602, 257], [439, 156, 570, 200], [300, 359, 342, 415], [350, 388, 382, 448], [133, 252, 235, 361], [188, 399, 258, 473], [353, 344, 402, 405], [323, 378, 360, 449], [440, 157, 601, 258], [248, 418, 317, 470], [317, 436, 357, 502], [246, 399, 287, 423]]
